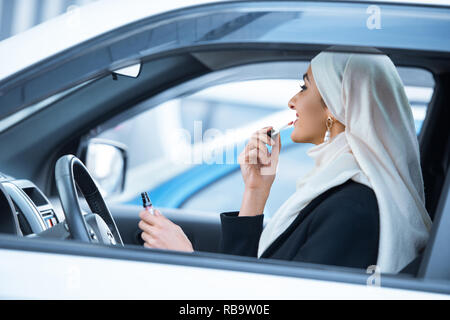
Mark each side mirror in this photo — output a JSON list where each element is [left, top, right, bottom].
[[79, 139, 128, 198], [111, 62, 142, 78]]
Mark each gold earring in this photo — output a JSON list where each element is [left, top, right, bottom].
[[324, 116, 334, 142]]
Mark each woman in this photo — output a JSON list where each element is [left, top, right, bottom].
[[138, 50, 432, 274]]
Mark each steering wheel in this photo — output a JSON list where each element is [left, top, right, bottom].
[[55, 155, 123, 246], [0, 182, 21, 236]]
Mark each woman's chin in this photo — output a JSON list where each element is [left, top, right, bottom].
[[291, 132, 307, 144], [291, 130, 317, 144]]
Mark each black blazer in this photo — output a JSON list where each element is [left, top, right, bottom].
[[219, 179, 380, 270]]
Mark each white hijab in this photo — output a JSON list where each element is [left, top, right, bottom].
[[257, 51, 432, 274]]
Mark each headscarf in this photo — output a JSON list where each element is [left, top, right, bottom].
[[257, 50, 432, 274]]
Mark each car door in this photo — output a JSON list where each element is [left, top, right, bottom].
[[0, 0, 449, 297]]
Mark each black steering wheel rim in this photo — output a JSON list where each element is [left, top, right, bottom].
[[55, 154, 123, 246], [0, 182, 21, 236]]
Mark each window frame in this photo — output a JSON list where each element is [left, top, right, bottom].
[[91, 62, 435, 212]]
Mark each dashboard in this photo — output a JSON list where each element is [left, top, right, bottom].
[[0, 172, 60, 236]]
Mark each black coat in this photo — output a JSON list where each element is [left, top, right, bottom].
[[219, 179, 380, 270]]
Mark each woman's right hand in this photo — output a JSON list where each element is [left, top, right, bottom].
[[238, 126, 282, 193]]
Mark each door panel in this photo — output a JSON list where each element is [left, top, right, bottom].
[[109, 203, 222, 253]]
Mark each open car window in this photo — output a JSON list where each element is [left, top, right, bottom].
[[88, 64, 434, 217]]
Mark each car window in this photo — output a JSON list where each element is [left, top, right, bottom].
[[93, 66, 434, 217], [2, 1, 447, 124]]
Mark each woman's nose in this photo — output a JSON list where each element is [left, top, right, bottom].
[[288, 98, 296, 110]]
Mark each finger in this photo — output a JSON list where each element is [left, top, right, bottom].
[[247, 135, 273, 157], [275, 134, 282, 151], [138, 220, 157, 236], [257, 148, 271, 165], [242, 147, 256, 165], [247, 139, 270, 158], [258, 147, 271, 164], [270, 136, 281, 159], [143, 242, 152, 249], [251, 132, 275, 146], [155, 210, 166, 220], [238, 151, 245, 165], [258, 126, 273, 135], [250, 134, 275, 148], [154, 210, 170, 223], [141, 231, 153, 243], [142, 233, 158, 248], [247, 148, 258, 165], [247, 148, 270, 165], [250, 128, 272, 145], [139, 210, 159, 225], [240, 144, 269, 165]]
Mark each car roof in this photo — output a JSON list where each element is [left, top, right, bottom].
[[0, 0, 448, 82], [370, 0, 449, 4], [0, 0, 221, 81]]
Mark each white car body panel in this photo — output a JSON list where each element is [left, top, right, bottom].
[[0, 249, 448, 299]]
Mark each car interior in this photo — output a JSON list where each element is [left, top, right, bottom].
[[0, 44, 449, 292]]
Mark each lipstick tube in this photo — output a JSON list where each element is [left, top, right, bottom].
[[141, 192, 155, 215]]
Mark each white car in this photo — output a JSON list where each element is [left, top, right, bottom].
[[0, 0, 449, 299]]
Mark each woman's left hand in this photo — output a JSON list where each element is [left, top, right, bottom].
[[138, 209, 194, 253]]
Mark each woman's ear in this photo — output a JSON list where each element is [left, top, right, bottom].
[[326, 112, 333, 120]]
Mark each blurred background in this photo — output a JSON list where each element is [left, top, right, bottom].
[[0, 0, 98, 41]]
